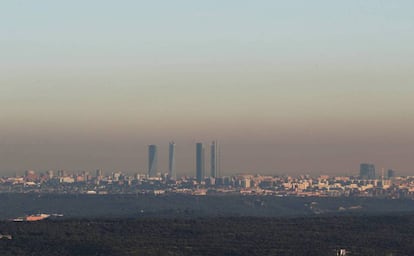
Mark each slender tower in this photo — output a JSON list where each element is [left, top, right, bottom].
[[168, 141, 176, 179], [210, 141, 220, 178], [196, 142, 205, 182], [148, 145, 158, 177]]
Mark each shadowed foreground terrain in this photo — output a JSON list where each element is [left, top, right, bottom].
[[2, 194, 414, 219], [0, 215, 414, 256]]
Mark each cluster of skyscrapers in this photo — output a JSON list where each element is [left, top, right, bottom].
[[148, 141, 220, 181], [359, 163, 395, 180]]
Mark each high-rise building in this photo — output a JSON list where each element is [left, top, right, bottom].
[[196, 142, 205, 182], [210, 141, 220, 178], [46, 170, 54, 179], [96, 169, 103, 182], [360, 163, 376, 180], [169, 141, 176, 179], [148, 145, 158, 177], [57, 170, 66, 177], [387, 169, 396, 179], [25, 170, 37, 182]]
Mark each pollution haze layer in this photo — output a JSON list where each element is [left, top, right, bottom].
[[1, 1, 414, 176]]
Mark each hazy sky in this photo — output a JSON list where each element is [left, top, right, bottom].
[[1, 1, 414, 176]]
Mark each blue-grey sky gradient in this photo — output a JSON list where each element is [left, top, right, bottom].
[[1, 1, 413, 175]]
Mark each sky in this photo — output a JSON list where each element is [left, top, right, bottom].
[[1, 0, 414, 176]]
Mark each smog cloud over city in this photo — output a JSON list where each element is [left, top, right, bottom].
[[1, 1, 414, 176]]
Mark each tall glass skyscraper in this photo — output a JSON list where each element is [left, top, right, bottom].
[[196, 142, 205, 182], [169, 141, 176, 179], [360, 163, 375, 180], [210, 141, 220, 178], [148, 145, 158, 177]]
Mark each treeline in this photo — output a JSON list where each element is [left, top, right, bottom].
[[0, 215, 413, 255]]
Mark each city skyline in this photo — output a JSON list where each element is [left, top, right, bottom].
[[0, 140, 412, 177], [1, 1, 414, 175], [1, 2, 413, 255]]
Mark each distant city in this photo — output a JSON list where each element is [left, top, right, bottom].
[[0, 141, 412, 199]]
